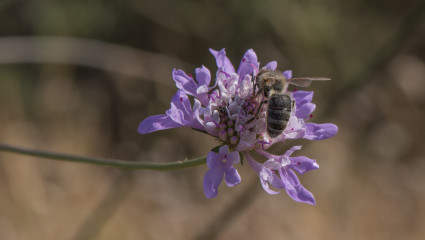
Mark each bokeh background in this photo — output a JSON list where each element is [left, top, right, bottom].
[[1, 0, 425, 239]]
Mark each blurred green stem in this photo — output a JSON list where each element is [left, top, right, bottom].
[[0, 143, 206, 170]]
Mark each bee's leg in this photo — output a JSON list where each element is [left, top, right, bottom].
[[246, 99, 268, 123], [253, 85, 262, 98], [252, 73, 261, 97]]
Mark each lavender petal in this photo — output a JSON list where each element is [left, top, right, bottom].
[[237, 49, 259, 79], [209, 48, 235, 74], [203, 166, 225, 199], [283, 70, 292, 79], [138, 114, 182, 134], [280, 169, 316, 205], [264, 61, 277, 71], [289, 156, 319, 175], [224, 167, 241, 187], [304, 123, 338, 140], [195, 65, 211, 87], [173, 69, 197, 96], [293, 91, 314, 107], [296, 103, 316, 119]]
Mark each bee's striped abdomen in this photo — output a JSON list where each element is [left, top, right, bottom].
[[267, 94, 292, 138]]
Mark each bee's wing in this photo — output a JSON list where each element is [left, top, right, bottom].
[[286, 77, 331, 87]]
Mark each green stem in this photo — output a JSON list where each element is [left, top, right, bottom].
[[0, 143, 206, 171]]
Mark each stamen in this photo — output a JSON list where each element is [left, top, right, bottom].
[[219, 70, 231, 77]]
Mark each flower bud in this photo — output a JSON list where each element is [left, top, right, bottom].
[[219, 129, 228, 142], [227, 120, 234, 128], [229, 136, 239, 145], [227, 128, 235, 136]]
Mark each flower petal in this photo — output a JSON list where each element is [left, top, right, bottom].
[[224, 167, 241, 187], [283, 70, 292, 79], [289, 156, 319, 175], [166, 90, 193, 125], [283, 145, 302, 157], [283, 117, 306, 139], [264, 61, 277, 71], [245, 153, 284, 194], [259, 168, 280, 195], [226, 151, 240, 165], [138, 114, 182, 134], [195, 66, 211, 87], [206, 150, 219, 169], [296, 103, 316, 119], [270, 173, 285, 189], [280, 169, 316, 205], [245, 152, 261, 172], [237, 49, 259, 79], [203, 166, 224, 199], [195, 86, 210, 106], [209, 48, 235, 74], [196, 85, 209, 95], [263, 158, 283, 170], [293, 91, 314, 107], [304, 123, 338, 140], [191, 98, 205, 130], [173, 69, 197, 96], [218, 145, 230, 155]]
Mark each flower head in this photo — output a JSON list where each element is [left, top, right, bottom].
[[138, 48, 338, 204]]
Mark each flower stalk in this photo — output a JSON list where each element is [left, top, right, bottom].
[[0, 143, 206, 171]]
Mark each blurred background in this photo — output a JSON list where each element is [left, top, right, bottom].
[[1, 0, 425, 239]]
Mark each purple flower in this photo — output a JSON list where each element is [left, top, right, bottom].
[[173, 66, 212, 106], [203, 145, 241, 199], [138, 48, 338, 204], [249, 146, 319, 205], [138, 90, 204, 134]]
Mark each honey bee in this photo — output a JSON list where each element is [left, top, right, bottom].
[[253, 69, 330, 138]]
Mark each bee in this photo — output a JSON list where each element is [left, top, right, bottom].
[[253, 69, 330, 138]]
